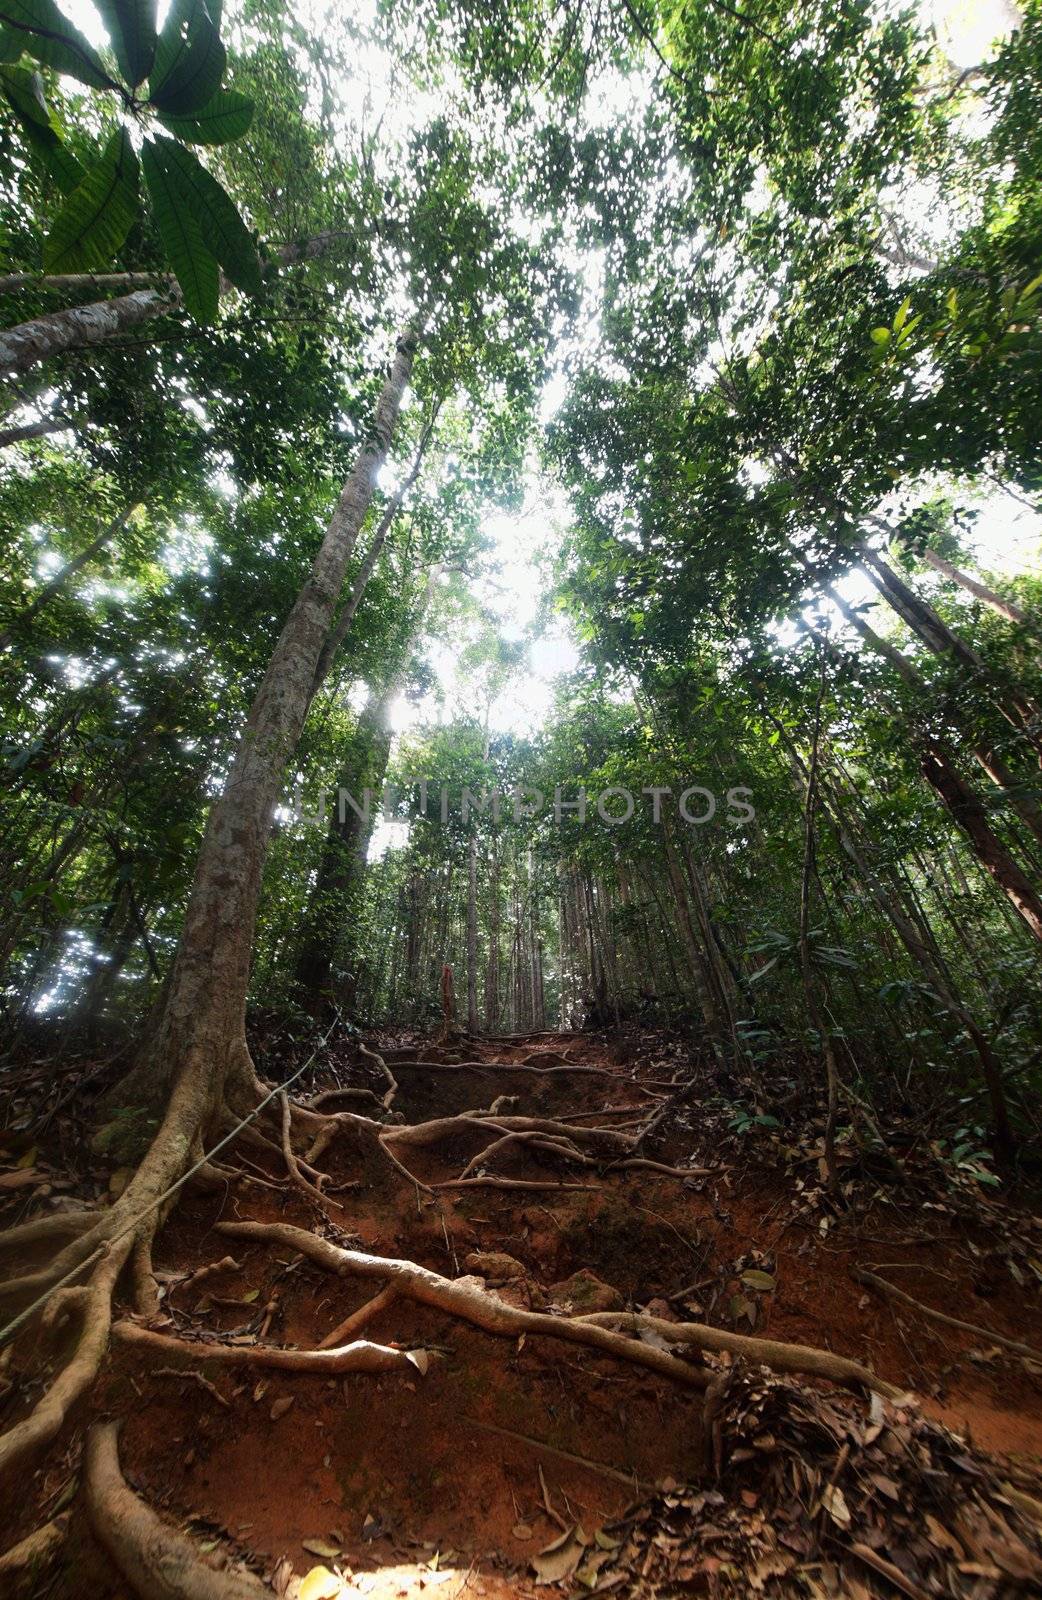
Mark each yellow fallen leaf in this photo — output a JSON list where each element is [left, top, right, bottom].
[[298, 1566, 344, 1600]]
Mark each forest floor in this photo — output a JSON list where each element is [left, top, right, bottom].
[[2, 1025, 1042, 1598]]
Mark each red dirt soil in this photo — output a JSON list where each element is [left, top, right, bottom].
[[2, 1031, 1041, 1597]]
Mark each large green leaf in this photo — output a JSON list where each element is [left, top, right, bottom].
[[93, 0, 155, 87], [142, 135, 218, 321], [157, 86, 252, 145], [0, 61, 83, 191], [148, 133, 260, 293], [147, 0, 224, 115], [0, 23, 21, 58], [0, 0, 118, 90], [43, 123, 139, 272]]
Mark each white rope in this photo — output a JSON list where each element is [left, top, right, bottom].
[[0, 1014, 342, 1349]]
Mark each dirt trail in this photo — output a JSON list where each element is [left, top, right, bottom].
[[3, 1029, 1042, 1597]]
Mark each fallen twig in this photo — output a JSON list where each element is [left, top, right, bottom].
[[853, 1267, 1042, 1363], [463, 1416, 651, 1489]]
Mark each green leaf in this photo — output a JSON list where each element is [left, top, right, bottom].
[[0, 0, 118, 90], [0, 22, 21, 58], [142, 135, 218, 321], [148, 133, 259, 293], [44, 123, 139, 272], [0, 62, 83, 192], [93, 0, 155, 86], [158, 87, 252, 145], [147, 0, 225, 115], [893, 294, 911, 333]]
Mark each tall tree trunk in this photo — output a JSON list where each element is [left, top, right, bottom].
[[113, 322, 419, 1117], [920, 744, 1042, 944], [825, 583, 1042, 850], [860, 546, 1042, 756], [466, 831, 479, 1033], [486, 832, 501, 1031]]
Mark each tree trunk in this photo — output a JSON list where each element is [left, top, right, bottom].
[[486, 833, 501, 1030], [0, 289, 176, 377], [920, 743, 1042, 944], [293, 684, 395, 1009], [860, 546, 1042, 756], [113, 322, 419, 1117], [0, 413, 83, 449], [920, 547, 1033, 630], [466, 831, 479, 1033], [826, 583, 1042, 850], [0, 505, 136, 654], [0, 233, 356, 378]]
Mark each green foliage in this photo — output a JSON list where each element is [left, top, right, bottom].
[[0, 0, 255, 319], [43, 123, 138, 271]]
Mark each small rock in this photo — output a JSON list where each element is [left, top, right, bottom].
[[548, 1268, 624, 1314], [270, 1395, 295, 1421], [464, 1250, 526, 1284]]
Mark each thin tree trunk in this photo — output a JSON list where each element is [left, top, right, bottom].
[[860, 545, 1042, 754], [467, 831, 479, 1033], [0, 233, 356, 378], [0, 505, 136, 653], [0, 413, 83, 448], [920, 547, 1033, 630], [824, 587, 1042, 867], [661, 820, 722, 1039]]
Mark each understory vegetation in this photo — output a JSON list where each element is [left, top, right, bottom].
[[1, 0, 1042, 1595]]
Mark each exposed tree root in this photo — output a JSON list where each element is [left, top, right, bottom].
[[153, 1367, 231, 1407], [0, 1210, 98, 1257], [216, 1219, 901, 1400], [0, 1514, 68, 1594], [217, 1218, 709, 1387], [112, 1318, 426, 1374], [605, 1157, 717, 1179], [432, 1175, 601, 1192], [390, 1057, 664, 1090], [131, 1231, 161, 1319], [576, 1311, 902, 1398], [377, 1110, 636, 1192], [853, 1267, 1042, 1363], [359, 1039, 398, 1108], [276, 1090, 331, 1207], [84, 1420, 270, 1600], [307, 1085, 383, 1111], [0, 1236, 131, 1477], [163, 1257, 242, 1303]]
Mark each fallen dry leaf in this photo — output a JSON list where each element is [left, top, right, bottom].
[[301, 1539, 342, 1561], [531, 1524, 587, 1585]]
